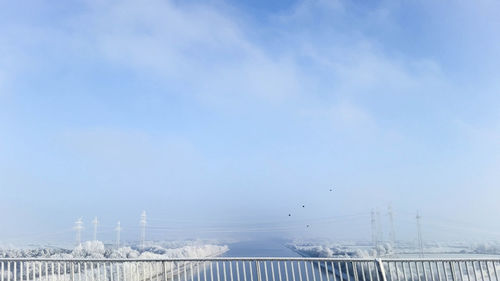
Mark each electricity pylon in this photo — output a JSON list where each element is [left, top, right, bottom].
[[115, 221, 122, 247], [140, 211, 147, 250], [74, 218, 84, 246]]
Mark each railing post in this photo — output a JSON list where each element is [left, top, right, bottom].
[[376, 259, 387, 281]]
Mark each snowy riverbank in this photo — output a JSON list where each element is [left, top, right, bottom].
[[0, 240, 229, 259]]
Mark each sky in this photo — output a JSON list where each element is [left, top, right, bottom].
[[1, 0, 500, 245]]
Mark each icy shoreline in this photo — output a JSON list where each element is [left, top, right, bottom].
[[0, 240, 229, 259]]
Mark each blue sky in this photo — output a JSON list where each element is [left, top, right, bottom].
[[1, 0, 500, 245]]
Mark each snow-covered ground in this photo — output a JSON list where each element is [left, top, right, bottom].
[[289, 240, 500, 258], [0, 240, 229, 259]]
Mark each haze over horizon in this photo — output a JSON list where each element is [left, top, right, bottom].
[[1, 0, 500, 245]]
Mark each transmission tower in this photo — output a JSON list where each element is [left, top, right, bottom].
[[140, 211, 147, 250], [376, 208, 383, 243], [115, 221, 122, 247], [371, 210, 377, 247], [416, 211, 424, 257], [92, 217, 99, 241], [388, 204, 396, 244], [74, 218, 84, 246]]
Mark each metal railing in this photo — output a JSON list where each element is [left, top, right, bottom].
[[0, 258, 499, 281]]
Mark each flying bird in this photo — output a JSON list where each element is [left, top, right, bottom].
[[302, 205, 305, 208]]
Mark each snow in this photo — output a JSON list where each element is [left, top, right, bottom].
[[0, 240, 229, 259], [290, 240, 500, 258]]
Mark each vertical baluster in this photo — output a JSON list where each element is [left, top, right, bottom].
[[290, 262, 296, 281], [309, 261, 314, 281], [345, 262, 350, 281], [191, 263, 195, 281], [64, 263, 67, 281], [331, 262, 337, 281], [270, 262, 275, 281], [223, 263, 227, 281], [242, 262, 247, 281], [367, 262, 373, 281], [216, 263, 220, 281], [338, 263, 343, 281], [386, 263, 393, 281], [389, 262, 395, 281], [457, 263, 464, 281], [184, 262, 188, 281], [401, 263, 408, 281], [210, 262, 214, 281], [416, 262, 422, 281], [397, 262, 403, 281], [422, 262, 428, 281], [480, 262, 486, 281], [319, 262, 325, 281], [203, 262, 207, 281], [434, 262, 441, 281], [238, 261, 241, 281], [263, 261, 269, 281], [173, 262, 176, 281], [90, 263, 94, 281], [429, 262, 436, 281], [283, 262, 288, 281], [196, 262, 201, 281], [84, 263, 88, 281], [473, 262, 479, 281], [408, 263, 414, 281], [325, 262, 331, 281], [492, 262, 499, 281], [296, 262, 301, 281], [451, 262, 457, 281], [248, 262, 252, 281], [464, 262, 471, 281], [304, 261, 309, 281], [360, 262, 366, 281], [20, 262, 24, 281], [236, 262, 240, 281], [13, 261, 16, 281], [277, 262, 282, 281], [486, 262, 493, 281], [105, 263, 108, 281], [444, 262, 451, 281], [352, 263, 358, 281], [229, 261, 234, 281]]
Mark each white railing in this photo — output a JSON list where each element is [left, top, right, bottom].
[[0, 258, 499, 281]]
